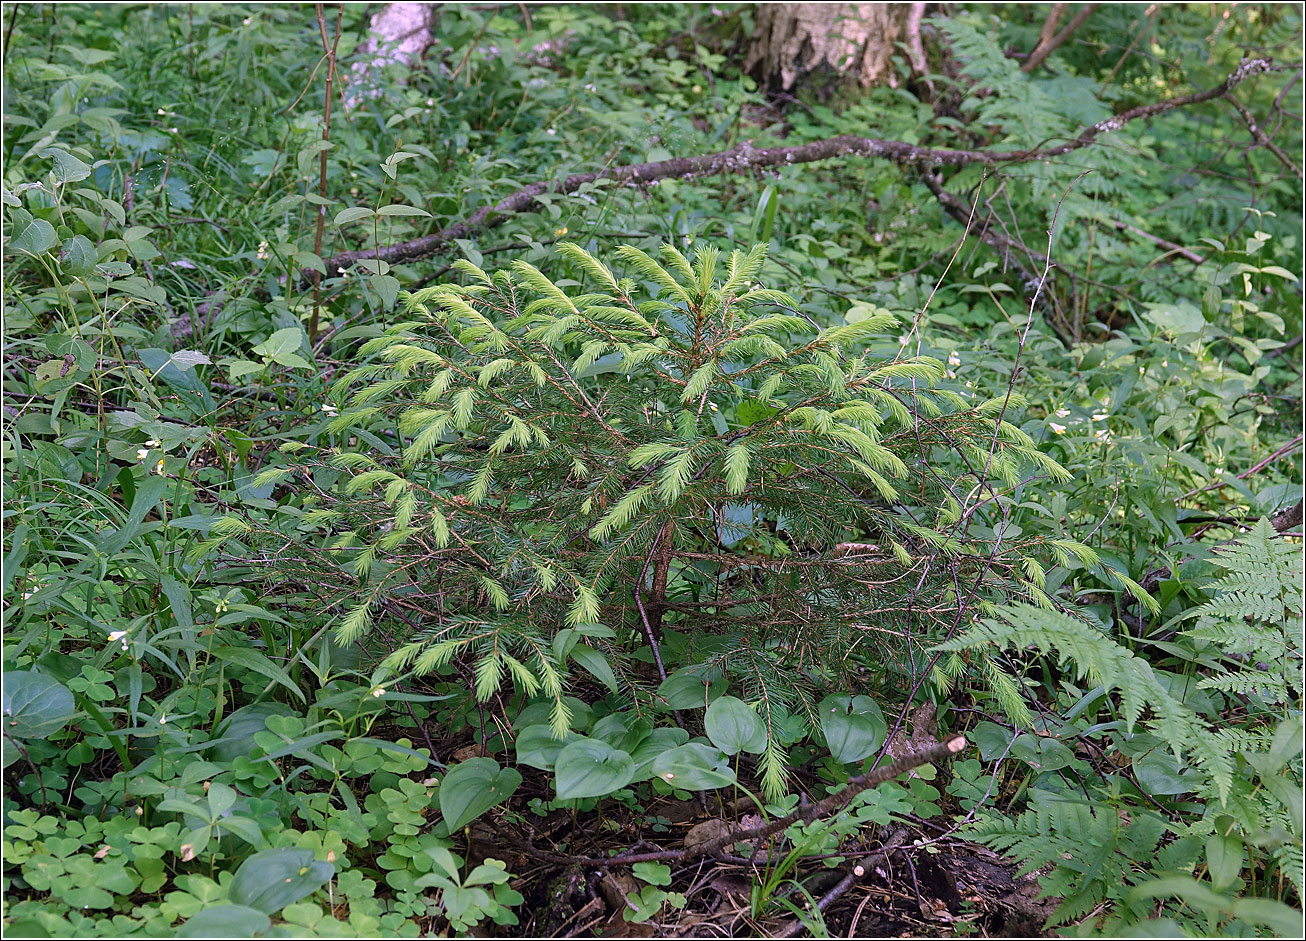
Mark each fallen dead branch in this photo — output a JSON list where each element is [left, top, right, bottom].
[[173, 58, 1275, 341]]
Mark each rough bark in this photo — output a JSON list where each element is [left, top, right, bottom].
[[745, 3, 911, 94]]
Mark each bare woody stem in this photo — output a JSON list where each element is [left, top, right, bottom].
[[309, 3, 344, 344], [1022, 3, 1100, 74]]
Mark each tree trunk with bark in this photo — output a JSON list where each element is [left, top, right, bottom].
[[346, 3, 440, 104], [745, 3, 914, 95]]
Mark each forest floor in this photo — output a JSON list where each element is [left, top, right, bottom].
[[482, 799, 1053, 938], [406, 723, 1056, 938]]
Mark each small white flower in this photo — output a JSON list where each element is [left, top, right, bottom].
[[154, 459, 166, 475], [336, 266, 347, 275], [947, 351, 961, 367], [371, 686, 385, 698], [22, 589, 35, 600], [546, 127, 556, 135], [1050, 422, 1067, 434], [169, 128, 178, 134], [1161, 359, 1169, 368], [158, 714, 167, 724], [708, 402, 718, 411], [945, 369, 956, 379], [1092, 412, 1109, 422], [214, 598, 229, 614], [145, 439, 160, 447], [157, 108, 165, 115], [321, 404, 338, 417], [242, 17, 251, 25], [137, 449, 150, 461], [1213, 467, 1224, 476], [256, 240, 270, 261], [964, 380, 973, 388], [1055, 408, 1070, 418], [899, 334, 910, 346], [426, 98, 434, 106], [1094, 428, 1111, 441], [1138, 365, 1146, 376]]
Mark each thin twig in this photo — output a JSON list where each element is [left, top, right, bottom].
[[308, 4, 345, 344], [1022, 3, 1101, 74]]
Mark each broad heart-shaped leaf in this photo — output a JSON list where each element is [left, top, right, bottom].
[[227, 847, 333, 914], [650, 742, 736, 791], [629, 727, 691, 781], [2, 671, 75, 739], [655, 668, 727, 711], [207, 703, 294, 764], [439, 757, 521, 831], [60, 234, 97, 278], [514, 724, 579, 771], [704, 696, 767, 756], [1009, 734, 1075, 773], [554, 738, 635, 800], [819, 694, 886, 765], [177, 904, 271, 938], [38, 147, 93, 183], [8, 215, 57, 255], [1134, 749, 1202, 795]]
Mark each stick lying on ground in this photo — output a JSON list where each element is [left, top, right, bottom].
[[315, 59, 1271, 278], [176, 58, 1275, 340], [542, 734, 968, 869]]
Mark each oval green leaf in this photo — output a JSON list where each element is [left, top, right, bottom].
[[655, 668, 727, 711], [650, 742, 736, 790], [704, 695, 767, 756], [514, 724, 578, 771], [228, 847, 333, 914], [554, 738, 635, 800], [177, 904, 271, 938], [819, 694, 886, 765], [439, 757, 522, 831], [2, 670, 76, 740], [629, 727, 691, 781]]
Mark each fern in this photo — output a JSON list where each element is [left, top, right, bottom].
[[951, 520, 1303, 932]]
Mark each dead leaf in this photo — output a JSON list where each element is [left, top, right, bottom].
[[684, 818, 731, 849]]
